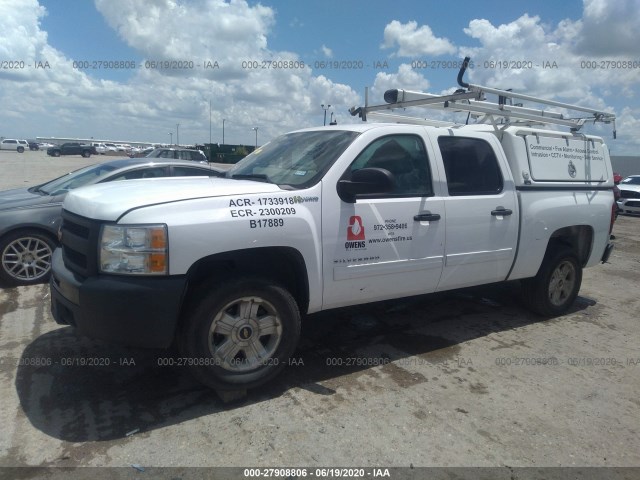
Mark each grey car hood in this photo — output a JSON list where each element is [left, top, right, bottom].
[[0, 188, 59, 211]]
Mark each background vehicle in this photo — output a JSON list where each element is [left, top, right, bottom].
[[0, 159, 223, 286], [617, 175, 640, 215], [145, 147, 208, 162], [92, 143, 108, 154], [129, 146, 155, 158], [46, 143, 97, 158], [27, 140, 40, 151], [0, 139, 28, 153]]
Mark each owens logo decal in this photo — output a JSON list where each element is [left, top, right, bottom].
[[345, 216, 366, 250], [347, 216, 365, 240]]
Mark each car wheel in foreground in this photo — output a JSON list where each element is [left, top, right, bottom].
[[522, 246, 582, 316], [0, 231, 56, 286], [52, 151, 60, 157], [17, 147, 24, 153], [179, 277, 301, 390], [81, 150, 91, 158]]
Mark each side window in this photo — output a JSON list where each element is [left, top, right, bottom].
[[438, 136, 503, 196], [108, 167, 167, 181], [347, 134, 433, 197], [190, 151, 206, 162], [171, 166, 214, 176]]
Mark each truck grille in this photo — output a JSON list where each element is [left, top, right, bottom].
[[60, 210, 103, 277], [619, 189, 640, 199]]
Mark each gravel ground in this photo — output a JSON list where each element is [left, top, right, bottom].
[[0, 150, 639, 477]]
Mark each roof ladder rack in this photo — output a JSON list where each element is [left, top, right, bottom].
[[349, 57, 617, 138]]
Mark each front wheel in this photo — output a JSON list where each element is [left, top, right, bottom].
[[81, 150, 91, 158], [17, 146, 24, 153], [179, 278, 301, 390], [52, 151, 60, 157], [522, 247, 582, 316], [0, 231, 56, 286]]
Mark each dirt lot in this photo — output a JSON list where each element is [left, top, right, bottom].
[[0, 150, 639, 477]]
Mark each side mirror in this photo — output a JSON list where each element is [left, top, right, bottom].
[[337, 167, 394, 203]]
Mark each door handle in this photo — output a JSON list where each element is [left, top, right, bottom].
[[414, 212, 441, 221], [491, 207, 513, 216]]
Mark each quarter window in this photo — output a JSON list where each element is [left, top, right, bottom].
[[438, 136, 503, 196]]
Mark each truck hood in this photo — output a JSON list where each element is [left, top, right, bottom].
[[63, 177, 282, 221]]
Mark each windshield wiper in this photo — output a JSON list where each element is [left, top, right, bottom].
[[230, 173, 271, 183], [30, 186, 48, 195]]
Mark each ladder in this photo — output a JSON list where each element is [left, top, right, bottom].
[[349, 57, 617, 138]]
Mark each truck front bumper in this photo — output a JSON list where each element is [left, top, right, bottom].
[[50, 249, 187, 348]]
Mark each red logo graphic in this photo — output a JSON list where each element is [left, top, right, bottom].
[[347, 216, 365, 240]]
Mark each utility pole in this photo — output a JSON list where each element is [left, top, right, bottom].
[[252, 127, 258, 148], [321, 104, 331, 126], [176, 123, 180, 147], [209, 100, 212, 145], [222, 119, 226, 145]]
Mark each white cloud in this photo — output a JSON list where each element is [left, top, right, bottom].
[[381, 20, 456, 57], [321, 45, 333, 58], [373, 7, 637, 152], [95, 0, 275, 59], [0, 0, 360, 145], [370, 64, 430, 102], [574, 0, 640, 56]]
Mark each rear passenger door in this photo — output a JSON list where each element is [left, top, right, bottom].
[[433, 133, 519, 291]]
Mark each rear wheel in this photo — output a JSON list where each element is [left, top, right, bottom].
[[17, 146, 24, 153], [522, 246, 582, 316], [0, 231, 56, 286], [81, 150, 91, 158], [179, 277, 301, 390]]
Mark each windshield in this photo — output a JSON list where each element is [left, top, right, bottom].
[[620, 176, 640, 185], [38, 163, 118, 195], [226, 130, 360, 189]]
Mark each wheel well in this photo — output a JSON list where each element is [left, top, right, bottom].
[[183, 247, 310, 313], [548, 225, 593, 266], [0, 227, 58, 246]]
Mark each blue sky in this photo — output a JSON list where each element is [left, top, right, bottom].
[[1, 0, 638, 152]]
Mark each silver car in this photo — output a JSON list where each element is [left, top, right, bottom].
[[0, 158, 222, 286]]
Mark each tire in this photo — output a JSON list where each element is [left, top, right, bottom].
[[0, 231, 56, 286], [179, 277, 301, 390], [53, 151, 60, 157], [17, 146, 24, 153], [522, 246, 582, 316], [81, 150, 91, 158]]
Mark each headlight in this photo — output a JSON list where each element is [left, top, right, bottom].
[[99, 224, 168, 275]]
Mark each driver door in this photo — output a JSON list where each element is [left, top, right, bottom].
[[321, 133, 445, 309]]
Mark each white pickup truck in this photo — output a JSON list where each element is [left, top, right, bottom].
[[50, 67, 617, 390]]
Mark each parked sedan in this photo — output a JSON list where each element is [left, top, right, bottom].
[[0, 159, 223, 286], [617, 175, 640, 215]]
